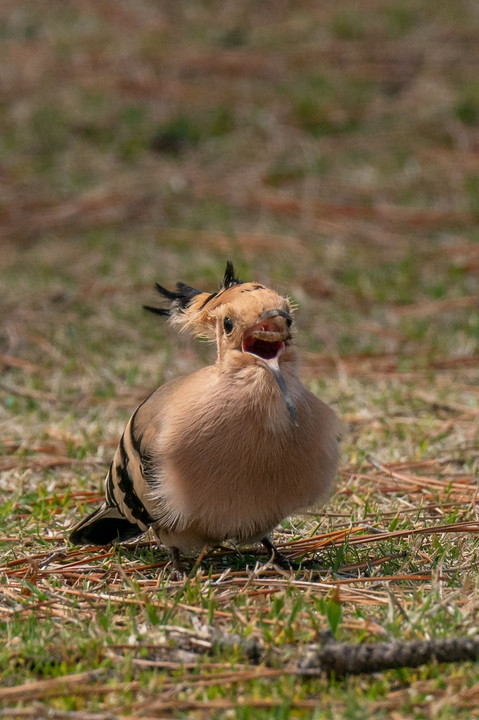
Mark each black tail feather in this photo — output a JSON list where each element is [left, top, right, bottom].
[[69, 505, 145, 546]]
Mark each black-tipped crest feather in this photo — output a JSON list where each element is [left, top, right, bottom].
[[154, 282, 180, 301], [144, 262, 241, 320], [143, 305, 171, 316], [223, 260, 241, 289], [143, 280, 203, 317]]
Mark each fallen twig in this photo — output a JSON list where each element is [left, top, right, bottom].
[[300, 635, 479, 677]]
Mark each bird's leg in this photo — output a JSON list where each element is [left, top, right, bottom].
[[169, 546, 187, 577], [261, 536, 292, 571]]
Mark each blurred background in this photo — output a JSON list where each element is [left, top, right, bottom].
[[1, 0, 478, 461], [1, 5, 479, 711]]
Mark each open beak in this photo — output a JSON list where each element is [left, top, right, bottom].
[[242, 309, 298, 427]]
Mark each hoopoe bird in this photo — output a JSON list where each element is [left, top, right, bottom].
[[69, 262, 341, 570]]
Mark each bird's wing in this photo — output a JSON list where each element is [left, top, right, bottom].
[[69, 383, 176, 546]]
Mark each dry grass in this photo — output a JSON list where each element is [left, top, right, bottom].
[[1, 0, 479, 718]]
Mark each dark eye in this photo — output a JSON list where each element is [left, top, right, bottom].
[[223, 317, 234, 334], [286, 316, 292, 328]]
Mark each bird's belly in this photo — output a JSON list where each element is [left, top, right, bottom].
[[149, 384, 340, 552], [151, 439, 327, 551]]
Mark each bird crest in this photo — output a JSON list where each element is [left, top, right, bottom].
[[144, 261, 275, 340]]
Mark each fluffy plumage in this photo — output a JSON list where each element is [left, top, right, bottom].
[[69, 262, 341, 569]]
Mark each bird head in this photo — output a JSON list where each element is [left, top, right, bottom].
[[144, 261, 298, 425]]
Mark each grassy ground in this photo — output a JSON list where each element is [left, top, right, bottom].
[[1, 0, 479, 717]]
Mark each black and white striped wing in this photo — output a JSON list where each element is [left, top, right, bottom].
[[69, 402, 157, 546]]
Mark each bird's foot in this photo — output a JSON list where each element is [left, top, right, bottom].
[[167, 546, 188, 580], [261, 537, 294, 571]]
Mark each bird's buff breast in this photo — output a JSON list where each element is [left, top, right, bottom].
[[148, 370, 338, 547]]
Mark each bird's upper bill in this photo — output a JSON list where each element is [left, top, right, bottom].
[[241, 311, 292, 362]]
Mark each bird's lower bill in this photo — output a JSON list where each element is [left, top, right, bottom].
[[241, 326, 298, 426], [242, 336, 285, 360], [241, 321, 290, 361]]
